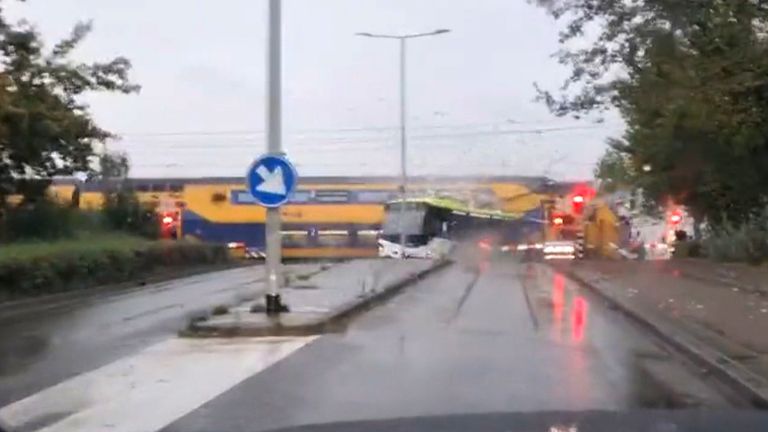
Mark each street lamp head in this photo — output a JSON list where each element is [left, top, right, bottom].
[[357, 29, 451, 39]]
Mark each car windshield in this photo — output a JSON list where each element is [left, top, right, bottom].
[[2, 1, 768, 431]]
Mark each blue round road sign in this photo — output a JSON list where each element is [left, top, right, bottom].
[[246, 154, 298, 208]]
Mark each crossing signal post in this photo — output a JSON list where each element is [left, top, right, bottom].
[[667, 208, 686, 244]]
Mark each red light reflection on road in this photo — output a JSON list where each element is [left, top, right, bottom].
[[571, 296, 589, 343], [552, 273, 565, 325], [553, 273, 566, 291], [478, 260, 490, 273], [550, 273, 566, 340]]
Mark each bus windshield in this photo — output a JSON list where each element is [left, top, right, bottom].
[[382, 203, 427, 235]]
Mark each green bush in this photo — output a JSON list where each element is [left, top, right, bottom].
[[0, 241, 230, 301], [705, 214, 768, 263], [1, 200, 77, 241], [101, 188, 158, 239], [672, 240, 705, 259]]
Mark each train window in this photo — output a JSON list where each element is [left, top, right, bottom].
[[314, 190, 349, 203], [316, 230, 351, 247], [135, 184, 150, 192], [288, 191, 312, 203], [169, 184, 183, 192], [356, 190, 396, 203], [282, 230, 310, 248], [151, 183, 167, 192]]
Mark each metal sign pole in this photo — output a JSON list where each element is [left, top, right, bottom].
[[265, 0, 283, 313]]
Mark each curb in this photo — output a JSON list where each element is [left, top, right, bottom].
[[560, 264, 768, 408], [183, 259, 452, 338]]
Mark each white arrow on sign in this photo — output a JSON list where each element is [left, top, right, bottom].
[[255, 165, 287, 196]]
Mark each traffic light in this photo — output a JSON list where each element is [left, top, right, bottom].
[[572, 194, 585, 215], [160, 210, 179, 239], [669, 209, 683, 225], [569, 184, 595, 216]]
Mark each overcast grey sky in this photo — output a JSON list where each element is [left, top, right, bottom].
[[6, 0, 623, 180]]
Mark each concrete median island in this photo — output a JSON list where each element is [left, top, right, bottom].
[[183, 258, 450, 337]]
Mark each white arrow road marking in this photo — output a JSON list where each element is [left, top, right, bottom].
[[0, 336, 317, 432], [254, 165, 287, 196]]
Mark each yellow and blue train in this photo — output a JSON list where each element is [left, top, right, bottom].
[[49, 176, 559, 258]]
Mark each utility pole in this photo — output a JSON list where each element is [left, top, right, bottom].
[[265, 0, 283, 311], [398, 37, 407, 253], [355, 29, 451, 257]]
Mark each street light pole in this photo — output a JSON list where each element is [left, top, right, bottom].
[[356, 29, 450, 258]]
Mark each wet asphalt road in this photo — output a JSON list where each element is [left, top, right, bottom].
[[0, 264, 318, 408], [162, 259, 735, 432]]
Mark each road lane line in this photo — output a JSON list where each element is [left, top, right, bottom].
[[0, 336, 317, 432]]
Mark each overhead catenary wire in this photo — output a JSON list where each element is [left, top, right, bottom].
[[110, 121, 610, 180], [114, 122, 616, 139], [112, 125, 610, 150]]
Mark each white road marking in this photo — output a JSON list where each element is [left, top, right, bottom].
[[0, 336, 317, 432]]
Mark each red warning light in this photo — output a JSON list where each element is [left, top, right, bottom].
[[571, 195, 586, 215], [669, 210, 683, 225], [570, 184, 595, 216], [159, 211, 179, 239]]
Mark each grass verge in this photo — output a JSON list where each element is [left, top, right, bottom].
[[0, 232, 151, 264]]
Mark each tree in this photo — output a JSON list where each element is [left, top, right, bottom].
[[99, 151, 130, 180], [533, 0, 768, 225], [594, 143, 634, 193], [0, 1, 139, 203]]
